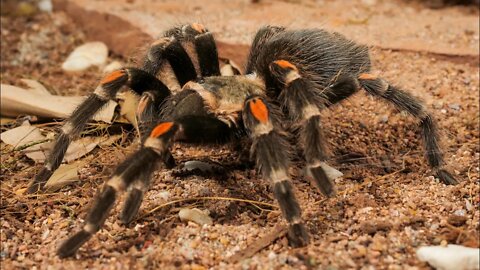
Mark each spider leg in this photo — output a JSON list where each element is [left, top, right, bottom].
[[58, 89, 234, 257], [242, 95, 309, 247], [120, 171, 151, 225], [143, 23, 220, 82], [322, 73, 362, 107], [135, 90, 166, 139], [358, 74, 458, 185], [27, 68, 171, 194], [119, 116, 232, 225], [270, 60, 361, 197], [118, 91, 175, 225], [57, 121, 177, 258], [121, 88, 230, 225], [125, 87, 216, 222], [190, 24, 221, 77]]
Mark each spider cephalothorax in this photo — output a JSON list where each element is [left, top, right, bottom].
[[26, 23, 458, 258]]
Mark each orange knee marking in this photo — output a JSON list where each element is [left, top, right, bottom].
[[191, 23, 207, 33], [101, 70, 126, 85], [273, 60, 298, 71], [249, 98, 269, 123], [358, 73, 377, 80], [150, 122, 174, 138]]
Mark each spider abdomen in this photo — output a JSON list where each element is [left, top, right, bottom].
[[250, 29, 371, 94]]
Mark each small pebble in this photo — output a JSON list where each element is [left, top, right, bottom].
[[454, 209, 466, 216], [268, 251, 277, 260], [379, 115, 389, 123], [417, 245, 480, 270], [190, 239, 200, 249], [18, 245, 28, 252], [37, 0, 52, 12], [34, 208, 44, 217], [209, 233, 219, 240], [219, 237, 229, 245], [33, 252, 42, 262], [448, 104, 460, 111], [62, 42, 108, 72], [357, 246, 367, 257], [58, 221, 69, 229], [465, 200, 473, 211], [179, 208, 213, 226], [447, 214, 467, 226]]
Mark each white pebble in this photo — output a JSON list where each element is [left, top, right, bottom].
[[179, 208, 213, 226], [417, 245, 480, 270], [41, 228, 50, 240], [38, 0, 52, 12], [62, 42, 108, 72], [158, 191, 170, 201], [465, 199, 473, 211], [379, 115, 389, 123]]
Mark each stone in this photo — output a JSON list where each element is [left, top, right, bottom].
[[178, 208, 213, 226], [62, 42, 108, 72], [417, 245, 480, 270]]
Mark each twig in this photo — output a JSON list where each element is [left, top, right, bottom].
[[13, 138, 51, 152], [228, 224, 288, 263], [1, 137, 51, 155]]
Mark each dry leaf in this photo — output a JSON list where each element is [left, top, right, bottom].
[[44, 161, 85, 192], [0, 84, 117, 123], [1, 122, 103, 163], [0, 123, 45, 147], [24, 136, 103, 163], [20, 79, 52, 95], [98, 134, 123, 147]]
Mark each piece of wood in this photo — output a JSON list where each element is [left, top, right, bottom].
[[228, 224, 288, 263], [0, 84, 117, 123]]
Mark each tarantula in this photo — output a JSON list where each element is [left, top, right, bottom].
[[26, 23, 458, 258]]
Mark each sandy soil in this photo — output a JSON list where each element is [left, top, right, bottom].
[[1, 0, 479, 269]]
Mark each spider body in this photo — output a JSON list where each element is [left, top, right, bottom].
[[25, 24, 458, 258]]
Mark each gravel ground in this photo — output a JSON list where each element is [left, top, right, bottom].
[[1, 1, 479, 269]]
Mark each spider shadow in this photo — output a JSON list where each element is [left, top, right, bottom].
[[170, 158, 276, 226]]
